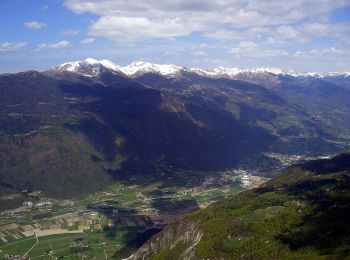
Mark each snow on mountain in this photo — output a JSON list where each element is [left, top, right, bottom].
[[50, 58, 114, 77], [99, 59, 121, 71], [49, 58, 350, 79], [120, 61, 183, 77], [190, 67, 244, 77], [249, 67, 300, 76], [305, 71, 350, 78]]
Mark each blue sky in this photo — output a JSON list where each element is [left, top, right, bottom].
[[0, 0, 350, 73]]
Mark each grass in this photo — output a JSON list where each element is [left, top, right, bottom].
[[0, 238, 37, 255], [117, 189, 138, 202], [244, 206, 285, 222], [0, 173, 245, 258], [145, 155, 350, 259], [0, 233, 85, 258], [223, 239, 244, 250]]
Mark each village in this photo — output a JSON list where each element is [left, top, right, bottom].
[[0, 169, 267, 258]]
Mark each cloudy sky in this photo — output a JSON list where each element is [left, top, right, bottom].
[[1, 0, 350, 72]]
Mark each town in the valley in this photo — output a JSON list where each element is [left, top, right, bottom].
[[0, 167, 269, 259]]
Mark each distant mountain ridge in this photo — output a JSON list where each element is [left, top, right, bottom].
[[47, 58, 350, 79]]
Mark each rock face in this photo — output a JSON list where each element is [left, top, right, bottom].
[[128, 218, 203, 260]]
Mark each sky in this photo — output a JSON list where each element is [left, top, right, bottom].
[[0, 0, 350, 73]]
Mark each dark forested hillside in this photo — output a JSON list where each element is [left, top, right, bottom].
[[0, 69, 349, 197]]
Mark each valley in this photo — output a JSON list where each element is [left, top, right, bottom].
[[1, 58, 349, 259], [0, 169, 266, 259], [1, 1, 350, 259]]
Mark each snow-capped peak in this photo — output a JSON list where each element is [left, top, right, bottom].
[[83, 58, 99, 64], [187, 66, 301, 78], [99, 59, 120, 71], [49, 58, 121, 77], [120, 61, 183, 77], [48, 58, 350, 79], [249, 67, 299, 76]]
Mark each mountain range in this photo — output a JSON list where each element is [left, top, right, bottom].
[[48, 58, 350, 79], [0, 59, 350, 197]]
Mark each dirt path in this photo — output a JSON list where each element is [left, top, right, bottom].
[[24, 232, 38, 257]]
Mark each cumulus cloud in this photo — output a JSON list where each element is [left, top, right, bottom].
[[61, 0, 350, 70], [0, 42, 28, 52], [266, 26, 306, 44], [63, 0, 349, 43], [80, 38, 95, 44], [229, 40, 289, 58], [35, 40, 70, 51], [89, 16, 193, 41], [24, 21, 47, 30]]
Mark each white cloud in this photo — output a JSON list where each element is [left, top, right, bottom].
[[89, 16, 193, 41], [163, 51, 178, 56], [229, 41, 258, 55], [198, 43, 208, 48], [192, 51, 206, 56], [61, 0, 350, 71], [35, 40, 70, 51], [266, 25, 309, 44], [80, 38, 95, 44], [63, 0, 349, 42], [238, 41, 258, 49], [302, 23, 330, 37], [229, 43, 289, 57], [24, 21, 47, 30], [293, 47, 350, 59], [0, 42, 28, 52], [62, 29, 80, 35], [204, 30, 242, 40], [254, 49, 289, 57]]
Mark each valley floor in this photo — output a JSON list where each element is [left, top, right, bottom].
[[0, 170, 267, 259]]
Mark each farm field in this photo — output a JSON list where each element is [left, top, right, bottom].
[[0, 170, 265, 258]]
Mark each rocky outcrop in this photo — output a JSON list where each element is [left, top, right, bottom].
[[126, 218, 203, 260]]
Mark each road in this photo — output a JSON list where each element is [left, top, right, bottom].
[[24, 232, 38, 257]]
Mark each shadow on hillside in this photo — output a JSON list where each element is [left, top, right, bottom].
[[57, 79, 279, 188], [86, 197, 199, 258]]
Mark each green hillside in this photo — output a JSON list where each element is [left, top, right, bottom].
[[131, 153, 350, 259]]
